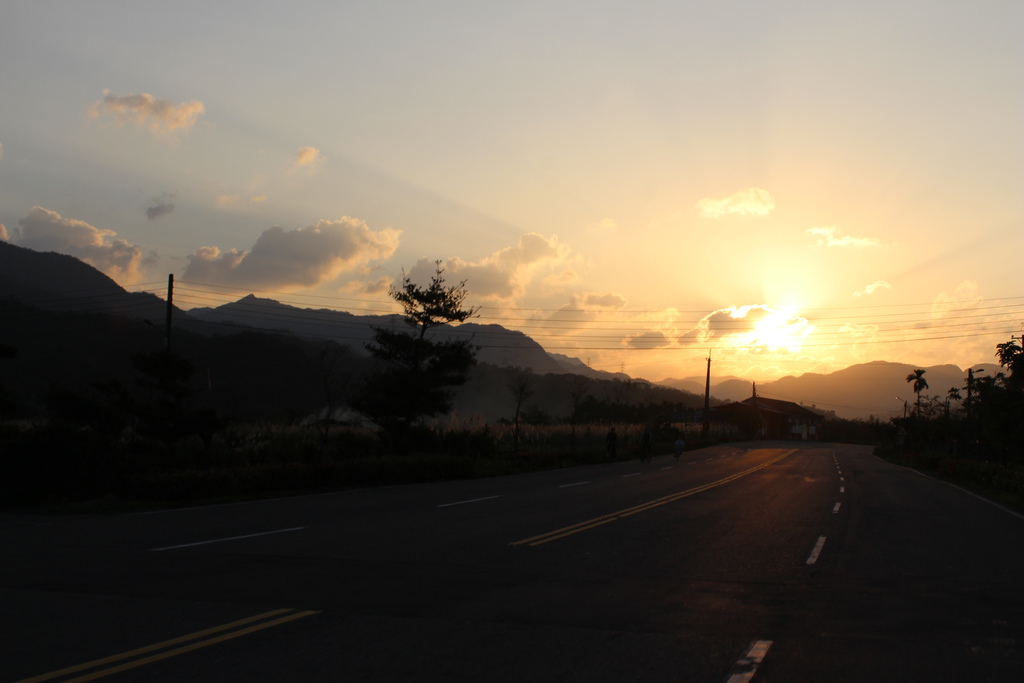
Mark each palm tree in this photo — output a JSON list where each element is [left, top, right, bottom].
[[906, 369, 928, 416], [945, 386, 962, 419]]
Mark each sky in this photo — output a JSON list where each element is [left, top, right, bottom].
[[2, 1, 1022, 388]]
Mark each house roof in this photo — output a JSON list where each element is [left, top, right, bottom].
[[715, 395, 823, 420]]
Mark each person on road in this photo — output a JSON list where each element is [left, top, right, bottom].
[[606, 426, 617, 460], [639, 429, 653, 463], [673, 437, 686, 461]]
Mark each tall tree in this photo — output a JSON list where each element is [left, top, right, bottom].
[[353, 262, 478, 432], [945, 386, 962, 419], [506, 368, 535, 455], [995, 337, 1023, 390], [566, 374, 590, 452], [906, 369, 928, 416]]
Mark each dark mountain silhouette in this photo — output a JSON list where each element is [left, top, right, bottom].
[[187, 295, 606, 376], [1, 244, 692, 422], [0, 241, 186, 324], [0, 298, 355, 419], [2, 243, 1003, 423], [657, 376, 756, 403], [660, 361, 1002, 420]]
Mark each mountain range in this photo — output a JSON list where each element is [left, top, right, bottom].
[[0, 241, 1003, 420]]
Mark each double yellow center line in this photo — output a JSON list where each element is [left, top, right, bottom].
[[511, 449, 795, 546], [15, 608, 319, 683]]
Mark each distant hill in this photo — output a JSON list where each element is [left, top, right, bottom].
[[0, 241, 184, 323], [756, 361, 1002, 420], [3, 243, 1004, 423], [659, 361, 1003, 420], [187, 295, 569, 373], [657, 375, 753, 402]]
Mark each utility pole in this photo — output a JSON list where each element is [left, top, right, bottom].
[[701, 354, 711, 439], [165, 273, 174, 351]]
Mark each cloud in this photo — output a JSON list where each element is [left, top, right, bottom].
[[340, 276, 392, 296], [216, 194, 267, 207], [679, 304, 811, 350], [293, 146, 323, 171], [854, 280, 891, 297], [0, 142, 4, 160], [146, 193, 176, 220], [694, 188, 775, 219], [574, 292, 628, 310], [89, 90, 205, 135], [626, 330, 671, 349], [183, 217, 400, 290], [411, 233, 571, 302], [0, 224, 8, 241], [15, 206, 148, 282], [593, 217, 619, 230], [807, 226, 881, 248], [544, 268, 580, 288]]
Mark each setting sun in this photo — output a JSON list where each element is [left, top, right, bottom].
[[747, 307, 811, 353]]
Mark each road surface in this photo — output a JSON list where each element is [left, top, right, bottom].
[[3, 442, 1023, 681]]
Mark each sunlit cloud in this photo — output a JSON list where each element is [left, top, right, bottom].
[[15, 206, 149, 283], [694, 188, 775, 219], [216, 194, 268, 207], [0, 224, 8, 241], [552, 291, 628, 321], [411, 233, 571, 302], [854, 280, 891, 296], [593, 217, 619, 230], [543, 268, 580, 288], [293, 146, 323, 172], [681, 304, 812, 353], [88, 90, 204, 135], [146, 193, 176, 220], [807, 226, 881, 248], [183, 217, 400, 290], [340, 276, 392, 296]]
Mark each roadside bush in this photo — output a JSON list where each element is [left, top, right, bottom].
[[1, 423, 127, 503]]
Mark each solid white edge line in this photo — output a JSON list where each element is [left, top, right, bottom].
[[901, 466, 1024, 522], [725, 639, 773, 683], [437, 495, 502, 508], [806, 536, 827, 564], [151, 527, 306, 551]]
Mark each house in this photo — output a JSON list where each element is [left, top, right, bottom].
[[713, 384, 823, 441]]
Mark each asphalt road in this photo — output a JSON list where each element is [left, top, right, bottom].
[[3, 442, 1023, 682]]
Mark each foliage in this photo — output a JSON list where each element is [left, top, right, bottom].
[[906, 368, 928, 415], [353, 262, 477, 432], [506, 368, 535, 453], [875, 331, 1024, 509]]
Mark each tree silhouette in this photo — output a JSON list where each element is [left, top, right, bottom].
[[995, 337, 1023, 390], [945, 386, 962, 419], [566, 374, 590, 452], [905, 369, 928, 416], [506, 368, 535, 454], [354, 262, 477, 432]]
